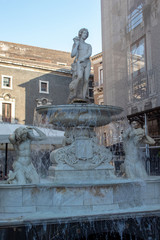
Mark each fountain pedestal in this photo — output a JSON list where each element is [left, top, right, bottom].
[[49, 129, 115, 183], [36, 104, 123, 183]]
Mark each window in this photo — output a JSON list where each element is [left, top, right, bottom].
[[88, 80, 93, 88], [57, 62, 67, 66], [132, 75, 147, 100], [130, 37, 147, 101], [89, 88, 93, 98], [103, 132, 107, 145], [2, 75, 12, 89], [131, 37, 145, 77], [2, 103, 11, 122], [148, 119, 159, 136], [39, 80, 49, 94], [127, 4, 143, 32], [0, 93, 15, 123], [88, 80, 94, 101], [98, 67, 103, 86]]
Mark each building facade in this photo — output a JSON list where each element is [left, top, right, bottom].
[[101, 0, 160, 139], [0, 41, 93, 125], [92, 53, 104, 105], [91, 53, 106, 145]]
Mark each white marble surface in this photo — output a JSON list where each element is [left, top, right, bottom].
[[69, 28, 92, 101], [123, 125, 155, 178], [0, 177, 160, 226]]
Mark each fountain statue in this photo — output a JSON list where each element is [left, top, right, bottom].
[[7, 126, 46, 184], [123, 121, 155, 179], [0, 29, 159, 236], [35, 29, 123, 183], [68, 28, 92, 103]]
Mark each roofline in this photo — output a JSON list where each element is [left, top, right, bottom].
[[0, 40, 70, 55], [91, 52, 102, 60], [0, 57, 94, 78], [0, 57, 72, 75]]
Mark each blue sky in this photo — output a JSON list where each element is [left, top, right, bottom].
[[0, 0, 102, 55]]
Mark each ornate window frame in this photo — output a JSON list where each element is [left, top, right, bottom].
[[0, 93, 15, 123]]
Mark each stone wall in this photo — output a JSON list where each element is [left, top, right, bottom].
[[101, 0, 160, 115], [0, 178, 160, 225], [0, 64, 71, 124]]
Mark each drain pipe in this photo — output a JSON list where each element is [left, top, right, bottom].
[[5, 143, 8, 177], [145, 114, 149, 157], [145, 114, 150, 174]]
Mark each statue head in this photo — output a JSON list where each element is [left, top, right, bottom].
[[131, 121, 140, 129], [14, 127, 28, 143], [78, 28, 89, 40]]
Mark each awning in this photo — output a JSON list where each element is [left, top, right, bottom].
[[0, 123, 64, 144], [127, 106, 160, 125]]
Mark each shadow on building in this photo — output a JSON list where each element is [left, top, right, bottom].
[[19, 72, 72, 125]]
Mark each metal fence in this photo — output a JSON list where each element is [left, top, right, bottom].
[[111, 143, 160, 176], [146, 156, 160, 176]]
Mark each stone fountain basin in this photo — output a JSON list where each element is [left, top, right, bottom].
[[36, 104, 123, 128], [0, 177, 160, 226]]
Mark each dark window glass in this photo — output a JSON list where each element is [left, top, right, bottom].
[[3, 77, 11, 87], [99, 69, 103, 85], [41, 82, 47, 92]]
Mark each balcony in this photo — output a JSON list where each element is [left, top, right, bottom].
[[94, 82, 103, 92]]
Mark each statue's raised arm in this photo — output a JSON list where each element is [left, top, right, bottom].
[[26, 126, 46, 141], [71, 36, 80, 59]]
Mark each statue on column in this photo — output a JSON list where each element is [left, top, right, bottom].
[[68, 28, 92, 103]]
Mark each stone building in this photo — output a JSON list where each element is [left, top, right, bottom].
[[91, 53, 105, 146], [101, 0, 160, 140], [0, 41, 93, 125], [91, 52, 104, 105], [92, 53, 124, 148]]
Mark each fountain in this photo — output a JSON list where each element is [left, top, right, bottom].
[[0, 28, 160, 239], [37, 104, 122, 183]]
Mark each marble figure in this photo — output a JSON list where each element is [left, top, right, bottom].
[[68, 28, 92, 102], [123, 121, 155, 179], [8, 126, 46, 184]]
